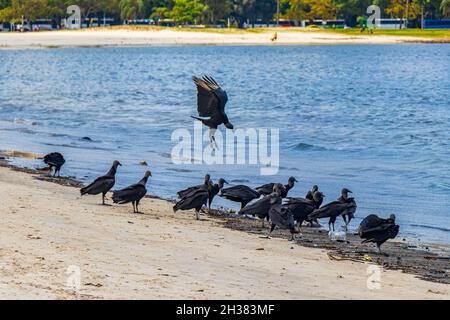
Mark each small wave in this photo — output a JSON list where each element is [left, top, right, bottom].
[[410, 224, 450, 233], [291, 143, 328, 152], [167, 168, 193, 173], [42, 142, 113, 152], [230, 179, 250, 183]]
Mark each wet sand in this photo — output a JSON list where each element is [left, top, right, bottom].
[[0, 29, 445, 50], [0, 157, 449, 300]]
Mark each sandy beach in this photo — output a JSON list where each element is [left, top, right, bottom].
[[0, 164, 448, 300], [0, 28, 445, 49]]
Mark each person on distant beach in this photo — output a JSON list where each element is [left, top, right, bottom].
[[271, 32, 278, 42]]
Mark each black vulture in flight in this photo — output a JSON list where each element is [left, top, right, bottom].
[[173, 188, 209, 220], [177, 174, 212, 199], [80, 160, 121, 205], [43, 152, 66, 177], [256, 177, 298, 198], [220, 185, 260, 209], [359, 214, 399, 255], [192, 76, 234, 148], [112, 171, 152, 214], [308, 198, 357, 232]]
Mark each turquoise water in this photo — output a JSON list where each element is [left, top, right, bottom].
[[0, 44, 449, 243]]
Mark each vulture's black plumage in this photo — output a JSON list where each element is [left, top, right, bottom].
[[177, 174, 212, 199], [80, 160, 121, 205], [284, 191, 325, 229], [359, 214, 399, 255], [208, 178, 228, 209], [173, 188, 209, 220], [337, 188, 356, 229], [256, 177, 298, 198], [112, 171, 152, 213], [306, 185, 319, 202], [308, 199, 357, 232], [267, 184, 297, 240], [239, 195, 272, 227], [43, 152, 66, 177], [191, 76, 234, 148], [220, 185, 260, 209]]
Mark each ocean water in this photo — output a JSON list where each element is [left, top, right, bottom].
[[0, 44, 449, 244]]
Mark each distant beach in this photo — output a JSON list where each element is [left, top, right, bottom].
[[0, 28, 448, 49]]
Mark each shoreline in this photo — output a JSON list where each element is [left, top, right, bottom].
[[1, 29, 449, 50], [0, 156, 449, 299]]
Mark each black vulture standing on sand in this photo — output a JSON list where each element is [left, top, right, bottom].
[[305, 185, 323, 225], [308, 198, 357, 232], [256, 177, 298, 198], [173, 188, 209, 220], [177, 174, 212, 199], [239, 195, 273, 228], [284, 191, 325, 230], [208, 178, 228, 209], [338, 188, 356, 230], [191, 76, 234, 149], [112, 171, 152, 214], [267, 184, 298, 241], [220, 185, 260, 209], [43, 152, 66, 177], [359, 214, 399, 255], [80, 160, 121, 205]]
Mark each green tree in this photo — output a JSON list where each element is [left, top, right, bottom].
[[202, 0, 230, 23], [169, 0, 206, 24], [440, 0, 450, 16], [119, 0, 145, 19]]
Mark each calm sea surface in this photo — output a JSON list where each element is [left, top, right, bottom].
[[0, 44, 449, 243]]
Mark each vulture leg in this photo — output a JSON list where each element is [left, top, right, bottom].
[[132, 201, 136, 213], [136, 201, 141, 214], [102, 192, 106, 205], [343, 215, 349, 231], [266, 224, 276, 239], [377, 243, 388, 257], [195, 209, 200, 221], [209, 129, 218, 150], [290, 229, 296, 241]]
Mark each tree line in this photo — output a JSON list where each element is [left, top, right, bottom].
[[0, 0, 449, 26]]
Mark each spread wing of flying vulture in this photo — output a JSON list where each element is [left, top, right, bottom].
[[191, 76, 234, 149]]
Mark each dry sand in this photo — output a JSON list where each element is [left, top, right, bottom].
[[0, 166, 449, 300], [0, 29, 439, 49]]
